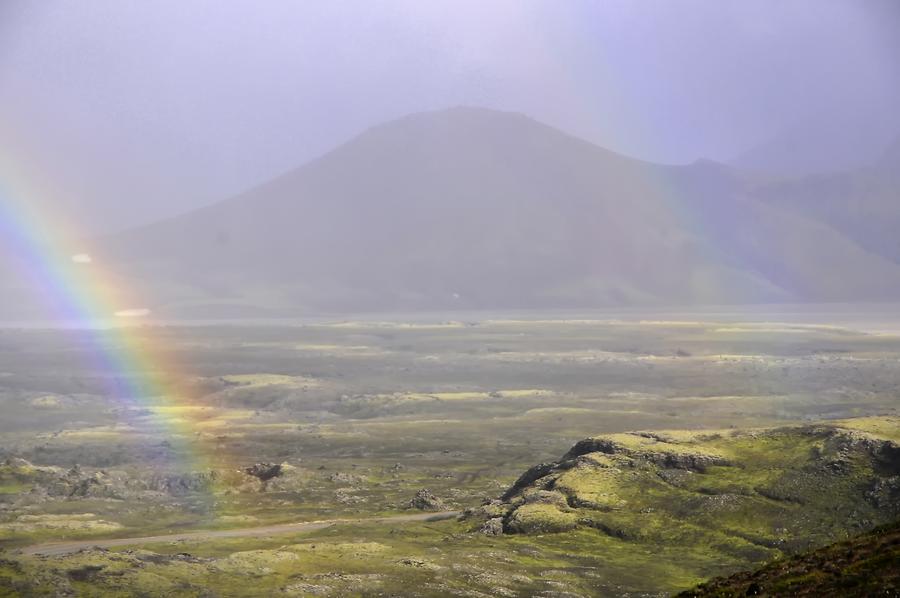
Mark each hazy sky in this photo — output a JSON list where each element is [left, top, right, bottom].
[[1, 1, 899, 234]]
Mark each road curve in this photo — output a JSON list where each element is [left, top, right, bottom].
[[19, 511, 461, 557]]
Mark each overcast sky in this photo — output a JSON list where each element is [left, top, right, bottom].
[[1, 1, 899, 234]]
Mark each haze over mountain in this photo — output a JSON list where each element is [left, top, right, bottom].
[[4, 2, 899, 235], [730, 112, 900, 177], [753, 133, 900, 266], [20, 106, 887, 319]]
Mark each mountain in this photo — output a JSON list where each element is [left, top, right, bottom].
[[10, 107, 900, 318], [91, 107, 781, 315]]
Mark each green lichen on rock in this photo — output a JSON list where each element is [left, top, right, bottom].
[[505, 503, 578, 534]]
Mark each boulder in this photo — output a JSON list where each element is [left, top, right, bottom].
[[479, 517, 504, 536], [406, 489, 446, 511], [244, 463, 283, 482]]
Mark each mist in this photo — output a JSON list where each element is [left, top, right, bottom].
[[1, 0, 898, 234]]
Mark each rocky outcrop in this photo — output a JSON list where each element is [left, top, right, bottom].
[[563, 438, 621, 460], [466, 425, 900, 540], [406, 489, 446, 511], [564, 436, 730, 472], [478, 517, 504, 536], [244, 463, 283, 482], [34, 466, 220, 500]]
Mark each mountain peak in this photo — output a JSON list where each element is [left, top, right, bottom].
[[394, 105, 538, 126], [362, 105, 570, 148]]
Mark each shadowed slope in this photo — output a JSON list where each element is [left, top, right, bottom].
[[678, 520, 900, 597]]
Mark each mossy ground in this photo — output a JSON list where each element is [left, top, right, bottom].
[[1, 319, 899, 595], [2, 419, 897, 596], [0, 520, 772, 596]]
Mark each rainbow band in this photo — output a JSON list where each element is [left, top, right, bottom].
[[0, 184, 217, 500]]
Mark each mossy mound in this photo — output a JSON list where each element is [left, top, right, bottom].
[[471, 420, 900, 560]]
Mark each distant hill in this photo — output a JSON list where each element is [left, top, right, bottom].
[[8, 107, 900, 318], [751, 134, 900, 266]]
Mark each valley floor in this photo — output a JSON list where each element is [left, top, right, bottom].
[[1, 315, 899, 595]]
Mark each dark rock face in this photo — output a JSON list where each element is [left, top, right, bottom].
[[243, 463, 283, 482], [501, 463, 559, 501], [873, 442, 900, 476], [563, 437, 729, 472], [563, 438, 621, 460], [406, 489, 446, 511]]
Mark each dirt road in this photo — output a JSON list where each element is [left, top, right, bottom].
[[20, 511, 461, 557]]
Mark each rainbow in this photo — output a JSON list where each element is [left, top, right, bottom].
[[0, 179, 221, 507]]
